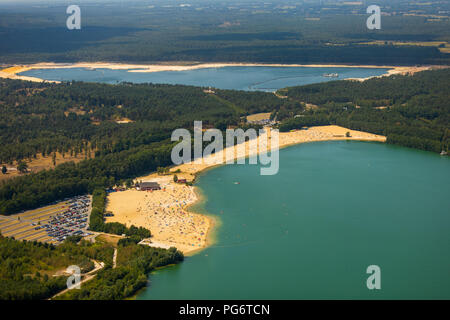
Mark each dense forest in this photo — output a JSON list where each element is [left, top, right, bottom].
[[0, 80, 241, 164], [0, 231, 183, 300], [277, 68, 450, 153], [0, 78, 268, 215], [55, 244, 183, 300], [0, 68, 449, 215], [2, 0, 448, 302], [0, 233, 113, 299], [0, 0, 449, 65]]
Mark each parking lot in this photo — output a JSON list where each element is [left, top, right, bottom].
[[0, 195, 93, 244]]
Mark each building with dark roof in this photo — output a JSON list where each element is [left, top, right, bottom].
[[137, 182, 161, 191]]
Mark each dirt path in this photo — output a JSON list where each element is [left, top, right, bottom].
[[113, 248, 117, 269], [49, 260, 104, 299], [273, 91, 288, 99]]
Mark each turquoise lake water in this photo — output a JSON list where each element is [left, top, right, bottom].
[[20, 66, 389, 91], [138, 141, 450, 300]]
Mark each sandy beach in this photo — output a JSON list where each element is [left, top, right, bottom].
[[106, 125, 386, 255], [106, 174, 212, 255], [0, 61, 393, 255], [0, 62, 437, 83], [0, 65, 60, 83]]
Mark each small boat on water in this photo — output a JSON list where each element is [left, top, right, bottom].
[[234, 182, 240, 185], [323, 73, 339, 78], [440, 150, 448, 156]]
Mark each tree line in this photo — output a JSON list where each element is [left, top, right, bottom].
[[89, 188, 151, 240], [0, 229, 183, 300], [1, 69, 449, 215], [277, 68, 450, 153], [0, 232, 113, 300]]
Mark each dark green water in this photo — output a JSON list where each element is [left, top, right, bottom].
[[138, 141, 450, 299]]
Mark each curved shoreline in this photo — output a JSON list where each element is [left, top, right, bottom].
[[0, 60, 395, 255], [0, 62, 436, 83], [106, 125, 386, 256], [183, 126, 387, 256], [182, 186, 221, 257]]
